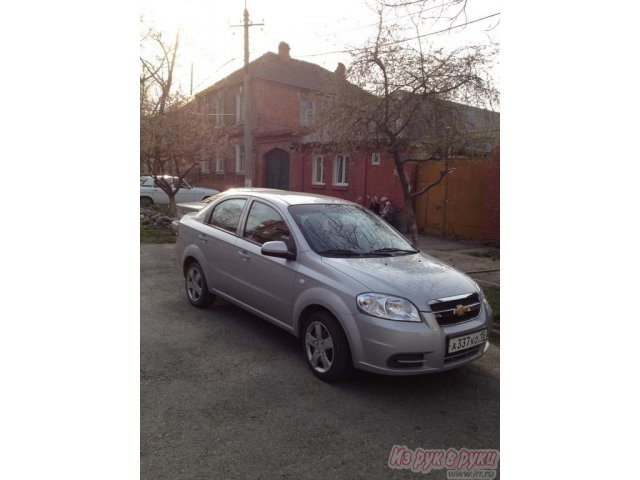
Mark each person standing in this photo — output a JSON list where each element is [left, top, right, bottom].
[[369, 196, 381, 215], [380, 197, 396, 226]]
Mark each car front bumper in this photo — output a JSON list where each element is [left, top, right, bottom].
[[346, 307, 492, 375]]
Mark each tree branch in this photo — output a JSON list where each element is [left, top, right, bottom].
[[410, 168, 453, 197]]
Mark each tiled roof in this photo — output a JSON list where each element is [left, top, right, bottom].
[[199, 52, 337, 95]]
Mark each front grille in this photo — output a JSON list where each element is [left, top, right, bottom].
[[428, 293, 481, 327], [444, 345, 482, 364]]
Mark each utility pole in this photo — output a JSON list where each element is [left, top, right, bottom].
[[231, 2, 263, 187]]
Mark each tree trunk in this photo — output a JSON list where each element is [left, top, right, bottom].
[[391, 149, 420, 246], [405, 201, 420, 247], [168, 194, 177, 217]]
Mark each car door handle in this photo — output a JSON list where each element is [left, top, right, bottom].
[[198, 234, 208, 242], [237, 250, 250, 260]]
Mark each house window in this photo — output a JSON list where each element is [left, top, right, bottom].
[[215, 151, 224, 174], [199, 149, 210, 173], [235, 144, 245, 174], [333, 154, 349, 186], [235, 90, 244, 124], [300, 98, 315, 127], [215, 95, 224, 126], [371, 152, 381, 165], [312, 155, 325, 185]]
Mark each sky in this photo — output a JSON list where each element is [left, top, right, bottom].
[[140, 0, 500, 97]]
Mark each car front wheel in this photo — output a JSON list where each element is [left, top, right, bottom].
[[302, 312, 352, 382], [185, 261, 214, 308]]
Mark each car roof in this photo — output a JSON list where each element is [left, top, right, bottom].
[[141, 175, 178, 180], [219, 188, 358, 207]]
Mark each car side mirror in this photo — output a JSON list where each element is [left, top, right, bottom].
[[261, 241, 296, 261]]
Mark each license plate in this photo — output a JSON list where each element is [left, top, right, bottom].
[[447, 329, 487, 354]]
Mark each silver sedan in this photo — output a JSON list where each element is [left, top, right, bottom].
[[175, 189, 493, 381]]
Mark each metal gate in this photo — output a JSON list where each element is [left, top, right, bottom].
[[415, 157, 488, 240]]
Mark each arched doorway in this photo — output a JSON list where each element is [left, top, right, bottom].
[[265, 148, 290, 190]]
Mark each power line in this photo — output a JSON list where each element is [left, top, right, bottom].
[[320, 0, 461, 37], [297, 13, 499, 58], [191, 58, 237, 93]]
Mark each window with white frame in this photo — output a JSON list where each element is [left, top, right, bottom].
[[215, 150, 224, 173], [312, 155, 325, 185], [215, 95, 224, 126], [235, 90, 244, 124], [199, 150, 210, 173], [371, 152, 381, 165], [333, 154, 349, 186], [235, 144, 245, 173], [300, 98, 315, 127]]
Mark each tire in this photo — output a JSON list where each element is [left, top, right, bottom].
[[302, 311, 352, 382], [140, 196, 154, 207], [185, 261, 214, 308]]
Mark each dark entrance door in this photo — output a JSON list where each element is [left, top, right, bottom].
[[265, 149, 290, 190]]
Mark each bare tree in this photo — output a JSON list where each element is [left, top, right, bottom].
[[140, 23, 227, 215], [317, 0, 499, 244]]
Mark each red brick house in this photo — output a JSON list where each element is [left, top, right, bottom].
[[191, 42, 405, 205], [191, 42, 499, 240]]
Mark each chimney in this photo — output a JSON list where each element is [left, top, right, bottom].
[[335, 63, 346, 79], [278, 41, 291, 58]]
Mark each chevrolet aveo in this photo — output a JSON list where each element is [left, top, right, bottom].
[[175, 189, 493, 382]]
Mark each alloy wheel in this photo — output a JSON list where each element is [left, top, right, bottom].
[[186, 265, 203, 302], [304, 321, 335, 373]]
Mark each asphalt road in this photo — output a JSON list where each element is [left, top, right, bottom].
[[141, 244, 500, 480]]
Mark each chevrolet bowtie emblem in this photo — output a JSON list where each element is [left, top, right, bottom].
[[453, 305, 469, 316]]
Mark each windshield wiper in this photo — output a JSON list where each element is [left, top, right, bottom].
[[365, 247, 419, 256], [317, 249, 363, 257]]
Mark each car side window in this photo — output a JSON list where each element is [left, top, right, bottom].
[[153, 178, 168, 187], [243, 202, 292, 246], [208, 198, 247, 234]]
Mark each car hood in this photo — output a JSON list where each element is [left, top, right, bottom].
[[321, 252, 479, 310]]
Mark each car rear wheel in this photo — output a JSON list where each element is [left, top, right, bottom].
[[185, 261, 214, 308], [302, 312, 352, 382], [140, 196, 153, 207]]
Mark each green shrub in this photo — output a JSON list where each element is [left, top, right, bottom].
[[483, 286, 500, 319]]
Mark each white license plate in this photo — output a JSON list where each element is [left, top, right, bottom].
[[447, 330, 487, 354]]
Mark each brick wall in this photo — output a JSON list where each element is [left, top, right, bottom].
[[297, 147, 411, 212], [253, 80, 301, 134]]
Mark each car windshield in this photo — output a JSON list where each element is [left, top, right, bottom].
[[289, 204, 418, 257]]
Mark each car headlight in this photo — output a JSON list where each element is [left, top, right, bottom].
[[356, 293, 421, 322], [469, 278, 484, 298]]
